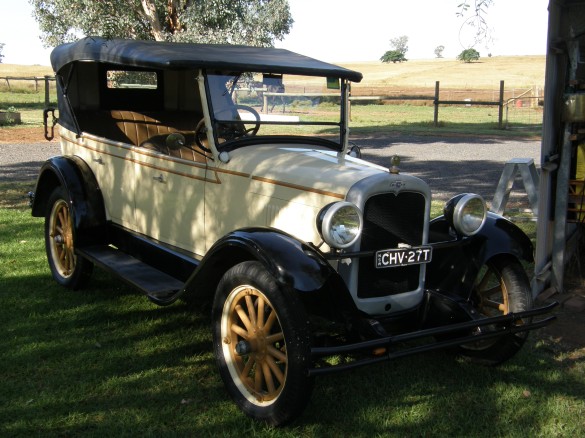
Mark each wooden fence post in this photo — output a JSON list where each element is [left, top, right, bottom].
[[44, 76, 52, 107], [498, 80, 504, 129], [434, 81, 440, 127]]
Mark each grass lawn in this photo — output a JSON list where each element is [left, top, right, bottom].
[[1, 180, 583, 437]]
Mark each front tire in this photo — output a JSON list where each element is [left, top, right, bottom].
[[459, 255, 533, 365], [45, 187, 93, 289], [212, 261, 313, 426]]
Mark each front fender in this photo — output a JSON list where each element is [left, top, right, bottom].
[[185, 227, 359, 320], [426, 212, 533, 300], [31, 156, 106, 246]]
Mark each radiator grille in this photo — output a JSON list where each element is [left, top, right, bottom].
[[357, 192, 426, 298]]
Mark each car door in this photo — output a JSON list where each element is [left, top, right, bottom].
[[133, 149, 209, 257]]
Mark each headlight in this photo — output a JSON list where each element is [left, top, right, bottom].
[[444, 193, 487, 236], [317, 202, 363, 249]]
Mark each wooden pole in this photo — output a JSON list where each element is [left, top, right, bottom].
[[498, 80, 505, 129], [434, 81, 440, 127]]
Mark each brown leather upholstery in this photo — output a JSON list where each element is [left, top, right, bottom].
[[77, 110, 206, 162], [140, 134, 207, 163]]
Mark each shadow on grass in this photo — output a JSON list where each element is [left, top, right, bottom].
[[2, 268, 583, 437]]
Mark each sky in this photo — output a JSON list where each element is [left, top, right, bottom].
[[0, 0, 549, 66]]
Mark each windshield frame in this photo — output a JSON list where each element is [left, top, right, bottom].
[[202, 71, 350, 154]]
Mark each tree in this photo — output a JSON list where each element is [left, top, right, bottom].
[[380, 50, 407, 63], [29, 0, 293, 48], [380, 35, 408, 63], [457, 48, 480, 63], [434, 45, 445, 58], [0, 43, 4, 63]]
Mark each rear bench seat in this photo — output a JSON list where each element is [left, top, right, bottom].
[[76, 110, 206, 163]]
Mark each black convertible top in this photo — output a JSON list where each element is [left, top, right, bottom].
[[50, 37, 363, 82]]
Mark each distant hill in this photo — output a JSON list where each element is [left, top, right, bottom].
[[0, 64, 53, 77], [1, 55, 546, 90], [340, 56, 545, 89]]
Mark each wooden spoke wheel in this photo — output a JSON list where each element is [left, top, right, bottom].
[[459, 255, 533, 365], [213, 261, 313, 426], [221, 285, 287, 404], [44, 187, 92, 289]]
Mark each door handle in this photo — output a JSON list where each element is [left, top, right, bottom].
[[153, 174, 165, 183], [93, 156, 103, 165]]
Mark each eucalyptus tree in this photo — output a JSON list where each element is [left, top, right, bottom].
[[29, 0, 293, 47]]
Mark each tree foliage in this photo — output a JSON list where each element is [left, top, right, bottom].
[[0, 43, 4, 63], [380, 35, 408, 63], [29, 0, 293, 48], [380, 50, 407, 63], [457, 48, 480, 63], [434, 45, 445, 58], [456, 1, 494, 49]]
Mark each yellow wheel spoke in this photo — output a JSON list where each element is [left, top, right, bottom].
[[257, 296, 265, 329], [230, 323, 249, 339], [254, 360, 263, 392], [263, 309, 277, 332], [266, 356, 285, 385], [242, 356, 255, 378], [262, 360, 276, 393], [267, 345, 287, 363], [476, 267, 493, 291], [484, 298, 505, 311], [265, 331, 284, 344], [245, 294, 257, 327], [235, 304, 252, 331], [478, 285, 501, 299]]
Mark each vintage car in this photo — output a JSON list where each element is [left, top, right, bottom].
[[32, 37, 555, 426]]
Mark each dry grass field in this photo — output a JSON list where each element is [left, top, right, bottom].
[[341, 55, 546, 90], [1, 55, 545, 89], [0, 64, 53, 78]]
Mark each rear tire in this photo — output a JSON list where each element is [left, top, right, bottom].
[[45, 187, 93, 289], [212, 261, 313, 426], [459, 255, 533, 365]]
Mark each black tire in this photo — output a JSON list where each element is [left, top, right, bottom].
[[459, 255, 533, 365], [212, 261, 313, 426], [45, 187, 93, 289]]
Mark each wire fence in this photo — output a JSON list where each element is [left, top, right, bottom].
[[350, 81, 544, 130], [1, 76, 544, 131]]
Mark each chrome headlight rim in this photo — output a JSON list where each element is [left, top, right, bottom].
[[446, 193, 487, 237], [317, 201, 363, 249]]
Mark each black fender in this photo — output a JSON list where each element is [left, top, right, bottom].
[[31, 156, 107, 247], [184, 227, 360, 320], [425, 211, 533, 301]]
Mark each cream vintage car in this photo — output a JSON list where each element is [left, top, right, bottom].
[[32, 37, 555, 426]]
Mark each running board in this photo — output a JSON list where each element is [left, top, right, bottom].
[[77, 245, 184, 303]]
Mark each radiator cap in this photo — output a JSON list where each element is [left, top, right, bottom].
[[389, 155, 401, 174]]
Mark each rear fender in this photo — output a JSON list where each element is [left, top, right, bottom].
[[184, 228, 359, 320], [426, 212, 533, 300], [31, 156, 106, 246]]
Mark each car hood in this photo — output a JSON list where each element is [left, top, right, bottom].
[[214, 144, 388, 201]]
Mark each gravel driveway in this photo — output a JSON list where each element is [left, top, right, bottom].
[[0, 134, 541, 203]]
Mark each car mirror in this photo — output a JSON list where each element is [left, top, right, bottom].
[[166, 133, 186, 150]]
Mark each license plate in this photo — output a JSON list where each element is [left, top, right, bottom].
[[375, 246, 432, 268]]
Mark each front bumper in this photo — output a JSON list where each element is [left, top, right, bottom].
[[308, 301, 558, 376]]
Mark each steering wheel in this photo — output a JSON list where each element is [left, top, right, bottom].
[[195, 105, 261, 150], [227, 105, 261, 138]]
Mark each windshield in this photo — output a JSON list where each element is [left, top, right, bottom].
[[205, 72, 346, 151]]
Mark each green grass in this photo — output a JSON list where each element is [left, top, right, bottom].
[[0, 84, 57, 126], [1, 181, 583, 437], [348, 103, 543, 137]]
